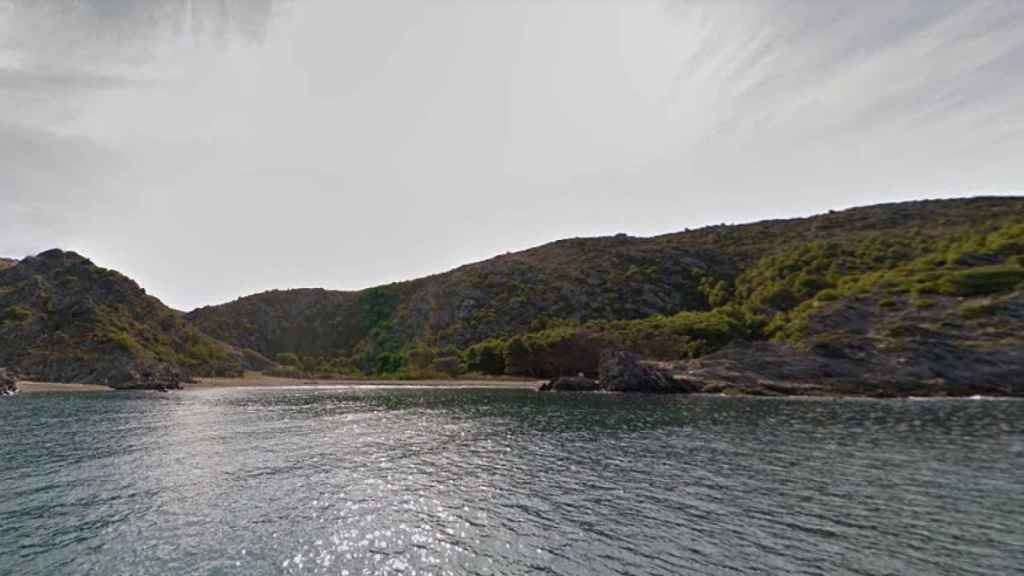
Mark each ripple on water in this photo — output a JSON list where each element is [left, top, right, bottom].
[[0, 389, 1022, 575]]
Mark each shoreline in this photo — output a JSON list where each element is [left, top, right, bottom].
[[10, 378, 1020, 399], [17, 381, 114, 393], [187, 375, 543, 390], [12, 376, 541, 393]]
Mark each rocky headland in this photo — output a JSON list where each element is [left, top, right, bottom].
[[0, 250, 268, 389]]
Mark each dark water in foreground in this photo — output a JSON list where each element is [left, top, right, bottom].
[[1, 388, 1022, 576]]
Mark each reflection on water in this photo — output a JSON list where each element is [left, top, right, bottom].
[[1, 389, 1022, 575]]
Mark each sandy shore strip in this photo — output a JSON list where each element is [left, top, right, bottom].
[[188, 374, 543, 390], [10, 375, 541, 393], [17, 381, 114, 393]]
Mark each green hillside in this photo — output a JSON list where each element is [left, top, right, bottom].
[[187, 197, 1024, 381], [0, 250, 266, 388]]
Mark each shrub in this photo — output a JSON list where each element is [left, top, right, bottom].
[[958, 301, 1003, 319], [466, 340, 506, 375], [431, 355, 466, 377], [934, 265, 1024, 297], [1, 305, 32, 323], [504, 337, 533, 376], [107, 331, 144, 356], [376, 352, 403, 374]]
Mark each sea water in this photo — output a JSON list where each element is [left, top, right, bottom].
[[1, 389, 1021, 575]]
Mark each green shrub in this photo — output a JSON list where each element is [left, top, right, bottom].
[[107, 331, 144, 356], [1, 305, 32, 323], [935, 265, 1024, 297], [958, 301, 1003, 319], [911, 296, 936, 309], [466, 340, 506, 375], [376, 352, 403, 374]]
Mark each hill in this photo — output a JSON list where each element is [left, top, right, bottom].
[[0, 250, 266, 388], [187, 197, 1024, 391]]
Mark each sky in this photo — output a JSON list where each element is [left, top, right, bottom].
[[2, 0, 1023, 310]]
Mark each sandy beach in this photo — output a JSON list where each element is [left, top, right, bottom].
[[11, 374, 541, 393], [17, 382, 114, 393], [188, 374, 542, 390]]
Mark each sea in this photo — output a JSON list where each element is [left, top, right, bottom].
[[1, 387, 1021, 575]]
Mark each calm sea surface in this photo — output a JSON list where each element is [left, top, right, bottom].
[[1, 388, 1022, 576]]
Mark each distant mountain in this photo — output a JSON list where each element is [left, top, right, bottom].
[[0, 258, 17, 271], [188, 196, 1024, 389], [0, 250, 267, 388]]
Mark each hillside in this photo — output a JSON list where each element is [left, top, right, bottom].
[[188, 196, 1024, 387], [0, 250, 265, 388]]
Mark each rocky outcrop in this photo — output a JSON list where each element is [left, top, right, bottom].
[[538, 352, 699, 393], [599, 351, 699, 393], [0, 367, 16, 395], [540, 348, 700, 391], [539, 375, 600, 392], [670, 293, 1024, 397], [103, 361, 189, 391]]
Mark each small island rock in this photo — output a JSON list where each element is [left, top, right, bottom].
[[0, 367, 18, 396]]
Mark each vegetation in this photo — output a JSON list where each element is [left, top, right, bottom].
[[0, 250, 263, 384], [183, 198, 1024, 380], [7, 197, 1022, 385]]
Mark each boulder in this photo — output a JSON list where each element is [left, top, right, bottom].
[[539, 376, 600, 392], [0, 367, 17, 396], [104, 361, 188, 391], [599, 351, 696, 393]]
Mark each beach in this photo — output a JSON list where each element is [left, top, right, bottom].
[[13, 374, 541, 393]]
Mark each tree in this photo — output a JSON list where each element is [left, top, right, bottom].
[[504, 336, 533, 376], [406, 342, 435, 371], [467, 340, 506, 375], [376, 352, 403, 374]]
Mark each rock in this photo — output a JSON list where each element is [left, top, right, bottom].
[[598, 351, 696, 393], [0, 367, 17, 396], [103, 360, 188, 391], [539, 376, 600, 392]]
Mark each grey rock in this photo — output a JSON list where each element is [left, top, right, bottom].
[[0, 367, 17, 396], [539, 376, 600, 392], [599, 351, 697, 394]]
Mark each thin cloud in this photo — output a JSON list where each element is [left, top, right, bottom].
[[1, 0, 1022, 310]]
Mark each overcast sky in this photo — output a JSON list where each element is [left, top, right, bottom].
[[2, 0, 1023, 310]]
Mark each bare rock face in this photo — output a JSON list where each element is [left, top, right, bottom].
[[539, 376, 600, 392], [0, 367, 17, 396], [598, 351, 698, 394]]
